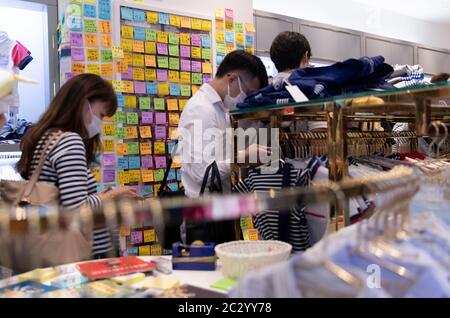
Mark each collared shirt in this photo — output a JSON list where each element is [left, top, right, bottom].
[[179, 83, 232, 198]]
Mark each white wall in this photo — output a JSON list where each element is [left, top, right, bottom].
[[0, 0, 50, 123], [253, 0, 450, 51]]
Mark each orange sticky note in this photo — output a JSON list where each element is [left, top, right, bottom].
[[145, 41, 156, 54], [157, 31, 168, 43], [145, 68, 157, 81], [133, 40, 145, 53], [169, 113, 180, 125], [102, 123, 115, 136], [133, 67, 145, 81], [121, 25, 134, 39], [245, 22, 256, 33], [226, 43, 235, 54], [139, 126, 152, 138], [140, 142, 152, 155], [180, 16, 191, 29], [118, 170, 130, 184], [141, 169, 154, 183], [84, 34, 98, 47], [169, 127, 179, 140], [167, 99, 178, 111], [116, 60, 129, 73], [202, 62, 212, 74], [122, 80, 134, 94], [248, 229, 259, 240], [129, 169, 141, 183], [86, 48, 99, 62], [100, 64, 113, 77], [117, 143, 129, 156], [158, 83, 169, 96], [123, 52, 132, 66], [191, 47, 201, 59], [180, 72, 191, 84], [102, 139, 115, 152], [168, 70, 179, 82], [72, 62, 85, 74], [125, 126, 138, 139], [132, 54, 145, 67], [169, 15, 180, 27], [121, 39, 133, 52], [145, 55, 156, 67], [99, 20, 111, 33], [101, 34, 112, 48]]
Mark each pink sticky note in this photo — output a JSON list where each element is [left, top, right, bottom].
[[157, 69, 168, 82], [70, 32, 83, 47], [157, 43, 168, 55], [155, 126, 167, 139], [134, 81, 146, 94], [103, 170, 116, 183], [121, 66, 133, 80], [191, 34, 201, 47], [180, 59, 191, 72], [225, 8, 234, 20], [191, 61, 202, 73], [141, 155, 153, 169], [203, 74, 212, 83], [141, 111, 153, 124], [131, 231, 143, 245], [180, 45, 190, 58], [155, 112, 167, 124], [65, 73, 74, 81], [130, 185, 141, 193], [102, 153, 116, 166], [71, 48, 85, 61], [155, 156, 167, 169]]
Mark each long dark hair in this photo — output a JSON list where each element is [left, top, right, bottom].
[[18, 74, 117, 179]]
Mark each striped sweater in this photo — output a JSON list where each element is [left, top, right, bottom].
[[29, 130, 114, 257]]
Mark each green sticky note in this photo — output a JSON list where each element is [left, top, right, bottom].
[[128, 142, 140, 155], [115, 127, 125, 140], [157, 56, 169, 68], [202, 48, 211, 60], [192, 73, 203, 85], [114, 111, 126, 124], [180, 84, 191, 97], [168, 45, 179, 57], [154, 98, 165, 110], [168, 33, 179, 45], [169, 57, 180, 70], [126, 112, 139, 125], [84, 19, 97, 33], [216, 43, 226, 55], [146, 29, 157, 41], [139, 97, 151, 109], [210, 278, 238, 291], [101, 50, 112, 63], [234, 22, 244, 34], [153, 169, 165, 182]]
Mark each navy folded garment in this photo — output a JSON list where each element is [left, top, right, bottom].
[[237, 56, 394, 108]]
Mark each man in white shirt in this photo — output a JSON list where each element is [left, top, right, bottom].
[[179, 50, 269, 198]]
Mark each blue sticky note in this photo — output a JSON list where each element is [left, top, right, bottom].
[[169, 83, 180, 96], [118, 157, 129, 170], [98, 0, 111, 20], [96, 185, 101, 193], [128, 156, 141, 169], [245, 35, 254, 46], [83, 4, 96, 18], [201, 35, 211, 48], [127, 246, 138, 256], [168, 169, 176, 180], [117, 94, 124, 107], [236, 44, 244, 50], [133, 9, 146, 22], [142, 185, 153, 195], [120, 6, 133, 20], [146, 82, 158, 95], [158, 12, 169, 25], [176, 169, 182, 181], [216, 54, 224, 65], [67, 16, 82, 31], [168, 182, 179, 191], [167, 141, 176, 154], [225, 32, 235, 44], [134, 27, 146, 41]]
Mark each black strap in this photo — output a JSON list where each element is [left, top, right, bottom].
[[158, 141, 177, 196], [199, 161, 223, 195], [278, 162, 292, 243]]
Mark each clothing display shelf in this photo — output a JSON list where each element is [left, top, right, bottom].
[[230, 82, 450, 226]]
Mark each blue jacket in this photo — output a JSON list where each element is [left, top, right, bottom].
[[237, 56, 394, 108]]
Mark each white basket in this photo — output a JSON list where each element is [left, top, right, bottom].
[[215, 240, 292, 278]]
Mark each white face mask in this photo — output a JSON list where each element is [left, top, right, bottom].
[[85, 102, 103, 138], [224, 76, 247, 110]]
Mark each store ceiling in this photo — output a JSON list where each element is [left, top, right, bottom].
[[352, 0, 450, 25]]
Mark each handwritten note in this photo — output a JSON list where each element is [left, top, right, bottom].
[[133, 9, 146, 22], [157, 31, 168, 43], [128, 142, 140, 155], [129, 170, 141, 183], [155, 126, 167, 139], [70, 32, 83, 46], [118, 170, 130, 184], [180, 16, 191, 28], [117, 157, 129, 170], [154, 98, 165, 110], [157, 69, 168, 82], [191, 34, 201, 47], [101, 49, 112, 62], [102, 153, 116, 166], [180, 33, 190, 46], [121, 39, 133, 52], [180, 45, 190, 58], [169, 14, 180, 27], [191, 47, 201, 59], [169, 58, 179, 70], [132, 53, 144, 67], [192, 73, 203, 85], [203, 74, 212, 83], [168, 45, 179, 57], [158, 83, 170, 96], [153, 169, 165, 182], [71, 48, 85, 61], [146, 82, 158, 95], [101, 63, 113, 77], [168, 70, 179, 82], [202, 62, 212, 74], [158, 12, 170, 25], [139, 126, 152, 138], [201, 35, 211, 48], [169, 113, 180, 125], [167, 99, 178, 111], [121, 7, 133, 20], [128, 156, 141, 169], [103, 170, 116, 183], [84, 19, 97, 33], [180, 59, 191, 72], [169, 83, 180, 96], [98, 0, 110, 20], [125, 126, 138, 139], [147, 11, 158, 24], [101, 34, 112, 48], [84, 33, 98, 46], [141, 111, 153, 124], [112, 46, 124, 58], [180, 85, 191, 97], [145, 56, 156, 69], [145, 41, 156, 55], [115, 127, 126, 140], [169, 32, 179, 45], [157, 43, 168, 55], [117, 143, 128, 156], [157, 56, 169, 68], [133, 67, 145, 81], [180, 72, 191, 84], [133, 40, 144, 53], [103, 139, 115, 152], [155, 112, 167, 124], [191, 61, 201, 73], [114, 111, 126, 124], [139, 97, 151, 110], [155, 156, 167, 169], [141, 169, 154, 183], [154, 141, 166, 155], [140, 142, 152, 155], [98, 20, 111, 33], [134, 81, 146, 94], [202, 48, 211, 60], [141, 155, 153, 169], [134, 28, 146, 41], [124, 95, 136, 108]]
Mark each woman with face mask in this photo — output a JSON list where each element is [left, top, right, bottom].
[[17, 74, 137, 258]]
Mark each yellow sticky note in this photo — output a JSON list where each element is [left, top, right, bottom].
[[121, 39, 133, 52], [145, 55, 156, 67], [158, 83, 170, 96], [248, 229, 259, 240], [145, 68, 157, 81], [118, 170, 130, 184], [112, 80, 124, 92], [215, 8, 225, 20], [154, 141, 165, 155], [116, 60, 129, 73], [123, 52, 132, 66], [117, 143, 129, 156], [138, 245, 150, 256], [101, 34, 112, 48], [72, 62, 85, 74], [169, 127, 179, 139], [245, 22, 256, 33], [151, 244, 162, 255], [169, 113, 180, 125], [121, 25, 134, 39], [192, 85, 200, 95], [225, 20, 234, 31], [145, 41, 156, 54], [100, 64, 113, 77], [112, 46, 124, 58], [169, 14, 180, 27], [86, 48, 99, 62], [99, 20, 111, 33], [125, 126, 138, 139], [226, 43, 235, 54], [141, 169, 154, 182], [91, 168, 101, 183], [180, 33, 190, 46], [143, 228, 156, 242], [191, 18, 202, 30], [157, 31, 168, 43], [236, 33, 245, 46], [84, 33, 98, 47], [102, 123, 115, 136], [87, 64, 100, 75], [139, 126, 152, 138], [191, 47, 201, 59], [133, 67, 145, 81], [201, 20, 212, 31], [168, 70, 179, 82], [140, 141, 152, 155], [215, 20, 225, 31], [123, 80, 134, 94], [167, 99, 178, 111], [124, 95, 137, 108], [180, 16, 191, 29], [133, 40, 145, 53], [216, 31, 225, 43], [147, 11, 158, 24], [132, 53, 144, 67], [142, 276, 179, 290], [202, 62, 212, 74], [180, 72, 191, 84], [102, 139, 115, 152], [179, 99, 188, 111], [129, 169, 141, 183]]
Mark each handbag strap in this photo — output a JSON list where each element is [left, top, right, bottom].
[[158, 141, 178, 195], [24, 131, 71, 197], [209, 161, 223, 193], [199, 162, 214, 196]]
